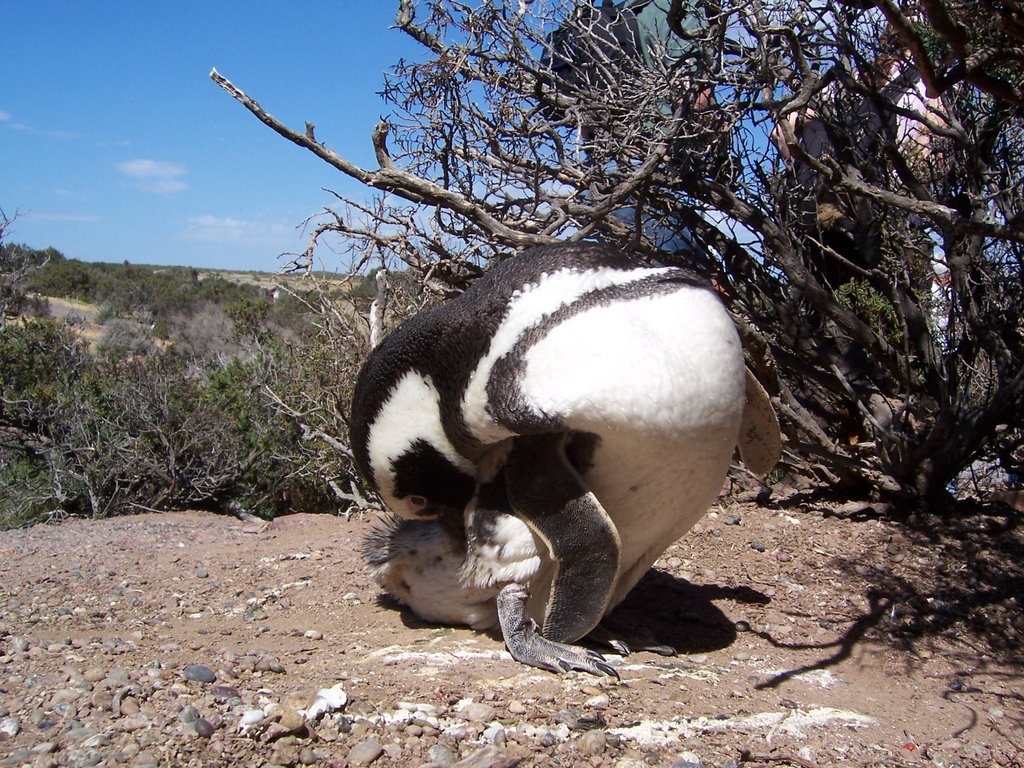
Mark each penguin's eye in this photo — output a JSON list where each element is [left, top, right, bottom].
[[406, 496, 435, 519]]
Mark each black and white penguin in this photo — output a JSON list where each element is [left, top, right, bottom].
[[351, 242, 780, 676]]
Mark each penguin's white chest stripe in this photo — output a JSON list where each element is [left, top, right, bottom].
[[518, 288, 744, 434], [367, 371, 475, 504], [461, 266, 672, 441]]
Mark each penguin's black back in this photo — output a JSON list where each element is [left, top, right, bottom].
[[349, 242, 705, 486]]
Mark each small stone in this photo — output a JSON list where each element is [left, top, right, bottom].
[[255, 656, 285, 674], [750, 541, 766, 552], [83, 667, 106, 683], [723, 514, 741, 525], [131, 749, 161, 767], [299, 746, 317, 765], [194, 717, 216, 737], [578, 730, 607, 755], [483, 722, 506, 745], [82, 732, 112, 748], [104, 667, 130, 687], [120, 696, 140, 716], [303, 630, 323, 640], [183, 664, 216, 683], [266, 702, 306, 734], [209, 685, 241, 702], [51, 688, 81, 706], [194, 567, 209, 579], [457, 702, 495, 722], [734, 620, 751, 632], [508, 700, 526, 715], [348, 738, 385, 766], [238, 709, 266, 733], [179, 705, 200, 724], [0, 717, 20, 739], [428, 743, 457, 765]]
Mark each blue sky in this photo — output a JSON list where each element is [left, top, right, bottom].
[[2, 3, 423, 272]]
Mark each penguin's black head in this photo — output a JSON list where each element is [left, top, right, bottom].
[[351, 337, 477, 521], [390, 438, 476, 518]]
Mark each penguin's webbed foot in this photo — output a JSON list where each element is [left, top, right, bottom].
[[497, 583, 619, 679]]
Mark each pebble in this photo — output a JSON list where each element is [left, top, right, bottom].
[[255, 656, 285, 674], [120, 696, 140, 716], [183, 664, 216, 683], [265, 702, 305, 734], [723, 514, 741, 525], [458, 702, 495, 722], [238, 708, 266, 733], [428, 743, 457, 765], [194, 717, 216, 737], [348, 738, 384, 766], [483, 722, 506, 745], [303, 630, 323, 640], [52, 688, 82, 705], [131, 749, 161, 767], [83, 667, 106, 683], [209, 685, 241, 702], [178, 705, 200, 725], [104, 668, 130, 687], [578, 730, 607, 755], [0, 717, 20, 739], [194, 567, 209, 579], [81, 732, 112, 748], [750, 541, 766, 552], [305, 683, 349, 721]]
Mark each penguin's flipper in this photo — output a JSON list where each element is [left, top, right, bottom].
[[503, 434, 621, 644], [497, 583, 619, 678], [738, 367, 781, 476]]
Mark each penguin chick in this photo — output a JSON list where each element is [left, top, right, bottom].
[[351, 242, 780, 676]]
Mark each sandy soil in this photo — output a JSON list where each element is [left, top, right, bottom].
[[0, 499, 1020, 767]]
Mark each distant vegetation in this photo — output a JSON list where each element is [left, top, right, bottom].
[[0, 235, 375, 529]]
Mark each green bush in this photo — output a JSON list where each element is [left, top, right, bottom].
[[0, 319, 333, 528]]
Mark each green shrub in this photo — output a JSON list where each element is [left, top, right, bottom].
[[0, 318, 333, 527]]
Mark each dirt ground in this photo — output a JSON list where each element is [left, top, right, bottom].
[[0, 498, 1021, 768]]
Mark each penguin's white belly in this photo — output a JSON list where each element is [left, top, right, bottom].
[[516, 286, 746, 619], [586, 427, 738, 609]]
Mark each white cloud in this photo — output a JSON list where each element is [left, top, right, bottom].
[[116, 159, 188, 195], [0, 110, 10, 121], [184, 214, 290, 245]]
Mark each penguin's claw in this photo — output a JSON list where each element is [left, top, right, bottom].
[[588, 619, 677, 657], [498, 583, 619, 679]]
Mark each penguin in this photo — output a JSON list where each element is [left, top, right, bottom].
[[351, 242, 780, 676]]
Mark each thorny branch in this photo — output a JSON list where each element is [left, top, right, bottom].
[[213, 0, 1024, 504]]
